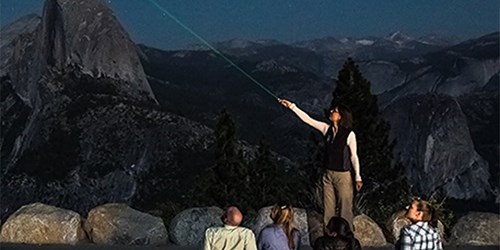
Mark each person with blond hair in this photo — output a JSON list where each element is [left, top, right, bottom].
[[204, 206, 257, 250], [396, 198, 443, 250], [258, 204, 300, 250]]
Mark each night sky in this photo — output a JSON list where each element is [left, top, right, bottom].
[[1, 0, 499, 50]]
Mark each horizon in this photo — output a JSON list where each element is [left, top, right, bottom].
[[1, 0, 499, 50]]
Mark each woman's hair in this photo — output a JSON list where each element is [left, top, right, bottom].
[[330, 104, 353, 129], [325, 217, 358, 250], [271, 204, 297, 249], [413, 198, 439, 228]]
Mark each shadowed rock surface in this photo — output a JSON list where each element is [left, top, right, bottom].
[[84, 203, 168, 245], [306, 210, 323, 246], [353, 214, 387, 247], [385, 210, 411, 244], [449, 212, 500, 246], [1, 69, 214, 220], [383, 94, 492, 199], [168, 207, 224, 246]]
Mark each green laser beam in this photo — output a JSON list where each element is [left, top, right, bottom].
[[146, 0, 280, 101]]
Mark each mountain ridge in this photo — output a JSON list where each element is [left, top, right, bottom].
[[138, 31, 499, 202]]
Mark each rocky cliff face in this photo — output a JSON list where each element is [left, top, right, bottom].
[[53, 0, 156, 102], [458, 91, 499, 197], [383, 94, 493, 199], [0, 0, 157, 107], [0, 0, 207, 220], [370, 33, 499, 105], [0, 68, 214, 220], [0, 14, 41, 108]]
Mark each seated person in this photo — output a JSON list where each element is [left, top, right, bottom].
[[204, 206, 257, 250], [258, 204, 300, 250], [314, 216, 361, 250], [396, 198, 443, 250]]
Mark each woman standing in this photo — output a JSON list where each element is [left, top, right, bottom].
[[279, 99, 362, 230], [258, 204, 300, 250]]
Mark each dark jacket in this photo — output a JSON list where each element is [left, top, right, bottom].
[[313, 236, 361, 250], [323, 126, 352, 171]]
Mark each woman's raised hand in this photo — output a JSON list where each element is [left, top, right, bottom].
[[279, 98, 293, 108]]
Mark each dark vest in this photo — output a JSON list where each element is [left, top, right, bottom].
[[324, 126, 352, 171]]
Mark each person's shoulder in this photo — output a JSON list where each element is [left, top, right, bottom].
[[313, 236, 329, 244], [205, 226, 219, 238], [345, 127, 354, 134], [431, 226, 440, 235], [262, 224, 279, 230], [236, 226, 254, 234], [314, 236, 350, 249], [205, 226, 222, 233], [402, 224, 414, 231], [313, 236, 327, 249], [422, 223, 440, 237], [259, 224, 281, 236], [402, 223, 420, 235]]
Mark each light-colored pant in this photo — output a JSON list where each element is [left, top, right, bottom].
[[322, 170, 354, 230]]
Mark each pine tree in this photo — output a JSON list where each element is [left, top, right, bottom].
[[191, 111, 309, 215], [331, 58, 409, 223], [247, 140, 279, 208], [191, 110, 250, 210], [247, 139, 299, 210], [297, 132, 325, 211]]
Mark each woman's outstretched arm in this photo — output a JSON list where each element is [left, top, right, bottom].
[[279, 99, 329, 135]]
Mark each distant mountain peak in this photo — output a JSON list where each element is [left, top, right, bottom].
[[417, 34, 460, 46], [218, 38, 254, 49], [386, 31, 413, 44], [186, 38, 282, 51], [254, 59, 298, 74], [339, 38, 350, 44], [216, 38, 283, 50], [0, 0, 158, 105], [47, 0, 156, 102], [0, 14, 40, 41], [0, 14, 40, 63], [355, 39, 374, 46], [254, 39, 282, 45]]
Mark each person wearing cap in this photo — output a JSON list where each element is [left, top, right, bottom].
[[204, 206, 257, 250], [279, 99, 362, 231]]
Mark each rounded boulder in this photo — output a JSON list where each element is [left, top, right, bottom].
[[0, 203, 86, 245], [84, 203, 168, 245]]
